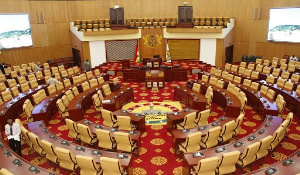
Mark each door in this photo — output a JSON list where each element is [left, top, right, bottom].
[[225, 45, 234, 63], [178, 6, 193, 24], [72, 48, 81, 66], [110, 8, 124, 25]]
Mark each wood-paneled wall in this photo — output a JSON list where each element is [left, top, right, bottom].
[[0, 0, 300, 65]]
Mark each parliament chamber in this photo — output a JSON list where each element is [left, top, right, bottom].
[[1, 0, 300, 175]]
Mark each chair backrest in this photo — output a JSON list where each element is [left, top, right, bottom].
[[243, 69, 252, 77], [251, 71, 259, 79], [202, 75, 209, 82], [40, 140, 58, 163], [215, 69, 222, 77], [209, 77, 217, 86], [102, 84, 112, 96], [1, 91, 12, 102], [239, 142, 260, 167], [271, 61, 278, 68], [96, 129, 115, 150], [60, 70, 68, 78], [247, 63, 255, 70], [250, 82, 259, 91], [47, 85, 57, 95], [0, 82, 6, 92], [233, 76, 241, 84], [238, 67, 245, 75], [56, 99, 66, 114], [281, 71, 290, 79], [65, 118, 79, 139], [182, 112, 197, 129], [240, 62, 246, 68], [283, 81, 293, 92], [101, 109, 116, 127], [291, 74, 299, 83], [28, 74, 37, 82], [86, 71, 93, 80], [256, 59, 262, 65], [255, 64, 263, 72], [54, 147, 77, 171], [27, 132, 45, 155], [80, 73, 87, 82], [73, 76, 81, 84], [65, 90, 74, 101], [262, 67, 271, 74], [202, 126, 221, 149], [10, 86, 20, 97], [260, 85, 268, 95], [194, 157, 219, 174], [225, 63, 231, 71], [94, 69, 101, 77], [56, 82, 64, 91], [197, 109, 210, 126], [280, 63, 287, 70], [256, 135, 273, 160], [266, 89, 275, 100], [58, 65, 65, 72], [114, 132, 133, 152], [216, 80, 224, 89], [81, 81, 90, 91], [89, 79, 98, 88], [97, 90, 104, 100], [7, 79, 17, 88], [76, 155, 100, 175], [266, 75, 275, 84], [63, 79, 71, 87], [221, 71, 228, 79], [231, 65, 238, 73], [226, 74, 234, 81], [184, 131, 202, 152], [77, 123, 96, 144], [51, 67, 59, 74], [100, 157, 123, 175], [243, 79, 251, 87], [17, 76, 26, 85], [276, 78, 286, 88], [217, 151, 240, 175], [272, 68, 280, 77], [72, 86, 79, 96], [210, 67, 216, 75], [0, 168, 14, 175], [67, 68, 75, 76], [117, 116, 132, 131], [288, 64, 296, 72], [234, 113, 244, 134], [97, 77, 105, 84], [219, 120, 236, 142], [192, 83, 201, 93]]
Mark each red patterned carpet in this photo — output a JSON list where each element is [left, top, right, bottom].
[[6, 74, 300, 175]]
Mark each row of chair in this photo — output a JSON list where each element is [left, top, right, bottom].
[[179, 113, 244, 154], [190, 112, 293, 175], [193, 17, 230, 27], [18, 120, 128, 174], [75, 24, 111, 31], [66, 118, 137, 153], [128, 21, 176, 28]]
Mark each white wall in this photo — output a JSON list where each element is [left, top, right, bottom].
[[200, 39, 217, 66], [89, 41, 106, 68]]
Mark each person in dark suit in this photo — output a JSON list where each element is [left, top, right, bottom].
[[0, 62, 7, 74]]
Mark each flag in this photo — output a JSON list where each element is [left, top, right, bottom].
[[135, 41, 141, 63], [166, 42, 171, 62]]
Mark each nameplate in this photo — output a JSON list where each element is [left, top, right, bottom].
[[102, 100, 111, 103]]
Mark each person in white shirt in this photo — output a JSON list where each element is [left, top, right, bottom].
[[34, 62, 41, 72], [290, 55, 298, 61], [47, 74, 60, 86], [5, 119, 22, 156]]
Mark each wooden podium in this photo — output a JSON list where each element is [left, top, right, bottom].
[[145, 70, 165, 89], [143, 58, 162, 70]]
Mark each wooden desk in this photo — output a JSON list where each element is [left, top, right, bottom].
[[167, 109, 199, 132], [113, 109, 146, 133], [32, 84, 78, 125], [77, 119, 141, 144], [122, 70, 145, 82], [68, 84, 107, 122], [145, 70, 165, 89], [0, 134, 55, 175], [28, 121, 133, 174], [260, 80, 300, 119], [0, 85, 46, 127], [143, 58, 162, 70], [239, 84, 279, 118], [102, 87, 134, 112], [174, 86, 206, 111], [183, 116, 283, 174], [246, 148, 300, 175], [197, 81, 241, 118], [172, 116, 235, 154]]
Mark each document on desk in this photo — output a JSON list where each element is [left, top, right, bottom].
[[102, 100, 111, 103]]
